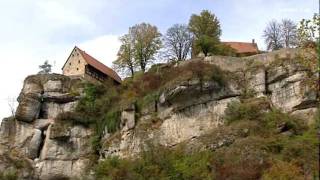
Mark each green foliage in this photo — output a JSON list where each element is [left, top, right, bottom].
[[225, 99, 308, 137], [297, 13, 320, 46], [94, 146, 214, 180], [189, 10, 222, 56], [104, 111, 121, 134], [113, 34, 136, 77], [280, 125, 319, 177], [225, 98, 269, 124], [38, 60, 52, 74], [213, 137, 269, 180], [0, 169, 18, 180], [262, 160, 304, 180]]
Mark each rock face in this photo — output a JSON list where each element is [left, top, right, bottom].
[[101, 49, 318, 159], [0, 49, 318, 179], [0, 74, 91, 180]]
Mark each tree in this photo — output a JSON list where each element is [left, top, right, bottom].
[[263, 20, 283, 51], [7, 96, 16, 117], [164, 24, 193, 61], [189, 10, 221, 57], [281, 19, 297, 48], [113, 34, 136, 77], [297, 14, 320, 46], [130, 23, 162, 72], [38, 60, 52, 74]]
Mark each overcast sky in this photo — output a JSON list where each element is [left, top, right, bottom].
[[0, 0, 317, 120]]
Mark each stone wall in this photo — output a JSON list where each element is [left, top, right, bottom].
[[62, 47, 87, 76]]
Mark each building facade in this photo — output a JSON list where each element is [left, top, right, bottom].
[[62, 46, 121, 84]]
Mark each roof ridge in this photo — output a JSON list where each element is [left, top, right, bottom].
[[76, 46, 122, 83]]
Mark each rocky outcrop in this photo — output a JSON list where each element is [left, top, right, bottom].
[[0, 49, 318, 179], [101, 49, 318, 159], [0, 74, 91, 180]]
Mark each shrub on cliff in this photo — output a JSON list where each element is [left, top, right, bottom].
[[94, 146, 214, 180], [0, 169, 18, 180]]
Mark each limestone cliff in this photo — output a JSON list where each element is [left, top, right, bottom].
[[0, 74, 93, 180], [101, 49, 318, 159], [0, 49, 318, 180]]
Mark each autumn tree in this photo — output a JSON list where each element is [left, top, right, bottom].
[[130, 23, 162, 72], [113, 34, 136, 77], [297, 13, 320, 46], [189, 10, 221, 57], [164, 24, 193, 61], [296, 14, 320, 93], [263, 20, 283, 51]]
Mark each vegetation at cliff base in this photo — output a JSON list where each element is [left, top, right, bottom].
[[93, 98, 319, 180]]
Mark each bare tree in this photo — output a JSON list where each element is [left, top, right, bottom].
[[7, 97, 16, 117], [164, 24, 193, 61], [281, 19, 297, 48], [263, 20, 283, 51]]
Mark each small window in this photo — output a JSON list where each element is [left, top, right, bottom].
[[72, 54, 74, 57], [69, 62, 71, 66], [77, 68, 79, 71], [78, 60, 80, 64]]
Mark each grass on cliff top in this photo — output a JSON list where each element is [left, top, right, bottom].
[[93, 98, 319, 180]]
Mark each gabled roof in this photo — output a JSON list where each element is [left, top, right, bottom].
[[222, 42, 259, 54], [63, 46, 121, 83]]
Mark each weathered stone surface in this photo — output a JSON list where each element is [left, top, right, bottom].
[[22, 82, 43, 95], [41, 125, 92, 160], [267, 65, 289, 84], [248, 68, 266, 97], [41, 101, 77, 119], [16, 94, 42, 122], [120, 108, 135, 132], [27, 129, 43, 159], [36, 159, 90, 180], [42, 92, 78, 103], [43, 80, 62, 92], [157, 97, 238, 147], [34, 119, 53, 130], [1, 49, 318, 179], [268, 70, 317, 112], [291, 107, 318, 125]]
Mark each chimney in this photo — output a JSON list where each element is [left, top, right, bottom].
[[252, 39, 255, 44]]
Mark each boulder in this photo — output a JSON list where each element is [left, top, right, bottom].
[[120, 107, 135, 132], [43, 80, 62, 92], [16, 94, 42, 122], [34, 119, 53, 130], [42, 92, 78, 103], [41, 101, 78, 119], [27, 129, 43, 159]]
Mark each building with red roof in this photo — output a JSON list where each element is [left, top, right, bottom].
[[62, 46, 121, 84], [222, 39, 259, 56]]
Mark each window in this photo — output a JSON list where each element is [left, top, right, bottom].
[[69, 62, 71, 66], [77, 68, 79, 71], [78, 60, 80, 64]]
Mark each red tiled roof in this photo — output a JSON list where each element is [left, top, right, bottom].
[[77, 47, 122, 83], [223, 42, 259, 54]]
